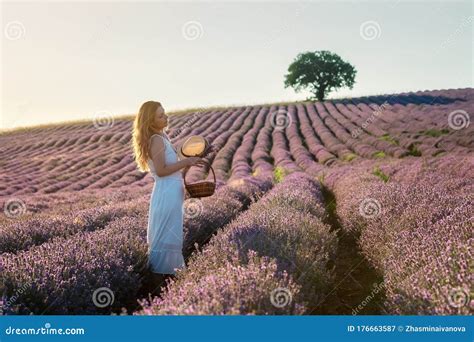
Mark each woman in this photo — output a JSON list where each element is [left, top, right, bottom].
[[132, 101, 204, 283]]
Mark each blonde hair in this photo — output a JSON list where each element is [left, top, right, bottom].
[[132, 100, 167, 172]]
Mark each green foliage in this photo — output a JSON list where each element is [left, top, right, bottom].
[[273, 166, 288, 184], [372, 151, 386, 159], [284, 50, 357, 101], [342, 153, 357, 162], [372, 166, 390, 183], [317, 173, 326, 186], [421, 129, 449, 137], [379, 134, 398, 145], [432, 150, 446, 157], [407, 144, 422, 157]]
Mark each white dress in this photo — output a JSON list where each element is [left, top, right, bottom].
[[147, 132, 186, 274]]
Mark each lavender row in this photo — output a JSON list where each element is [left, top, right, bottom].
[[270, 105, 302, 174], [331, 157, 472, 314], [228, 108, 268, 180], [210, 107, 261, 181], [135, 172, 337, 315], [0, 176, 272, 314], [183, 175, 273, 258], [182, 107, 252, 183], [1, 216, 149, 314], [0, 197, 149, 255]]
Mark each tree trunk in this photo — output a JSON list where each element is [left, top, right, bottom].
[[316, 87, 326, 101]]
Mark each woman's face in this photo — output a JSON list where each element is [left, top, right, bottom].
[[155, 105, 168, 128]]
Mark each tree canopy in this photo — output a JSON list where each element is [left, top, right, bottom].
[[284, 50, 357, 101]]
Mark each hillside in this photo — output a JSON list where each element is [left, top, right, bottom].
[[1, 88, 472, 198], [0, 88, 472, 316]]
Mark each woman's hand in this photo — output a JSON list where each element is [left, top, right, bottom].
[[203, 145, 216, 157], [184, 157, 206, 168]]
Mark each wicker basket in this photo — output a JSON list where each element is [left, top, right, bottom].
[[183, 160, 216, 198]]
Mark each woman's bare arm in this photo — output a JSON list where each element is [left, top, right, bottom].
[[150, 136, 189, 177]]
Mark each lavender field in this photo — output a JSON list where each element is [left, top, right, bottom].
[[1, 88, 472, 315]]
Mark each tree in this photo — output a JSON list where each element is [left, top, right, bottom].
[[284, 50, 357, 101]]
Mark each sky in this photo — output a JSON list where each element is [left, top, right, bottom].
[[1, 0, 472, 130]]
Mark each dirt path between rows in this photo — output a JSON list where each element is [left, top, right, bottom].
[[313, 184, 386, 315], [126, 182, 387, 315]]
